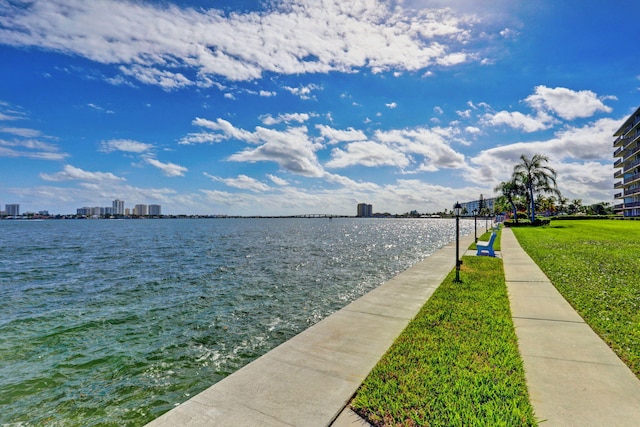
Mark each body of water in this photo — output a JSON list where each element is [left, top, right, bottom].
[[0, 218, 474, 426]]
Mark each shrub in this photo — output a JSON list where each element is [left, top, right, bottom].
[[504, 218, 550, 227]]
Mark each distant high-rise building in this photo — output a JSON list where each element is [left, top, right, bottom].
[[134, 204, 148, 216], [148, 204, 161, 216], [5, 204, 19, 217], [112, 199, 125, 216], [357, 203, 373, 217]]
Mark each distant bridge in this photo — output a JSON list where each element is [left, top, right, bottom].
[[275, 214, 351, 219]]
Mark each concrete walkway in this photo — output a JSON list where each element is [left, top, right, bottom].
[[501, 227, 640, 426], [145, 231, 478, 427], [146, 228, 640, 427]]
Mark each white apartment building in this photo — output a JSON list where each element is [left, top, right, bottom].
[[613, 106, 640, 217], [148, 204, 161, 216], [112, 199, 125, 216], [356, 203, 372, 217], [133, 204, 148, 216], [5, 204, 20, 217]]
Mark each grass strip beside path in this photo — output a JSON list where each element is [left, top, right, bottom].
[[512, 220, 640, 378], [350, 256, 536, 426], [470, 227, 502, 252]]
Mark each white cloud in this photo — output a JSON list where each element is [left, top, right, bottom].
[[206, 173, 271, 192], [0, 138, 68, 160], [386, 102, 398, 109], [267, 174, 289, 186], [193, 119, 324, 177], [0, 127, 43, 138], [484, 110, 555, 132], [145, 157, 188, 177], [100, 139, 153, 153], [0, 101, 26, 121], [0, 0, 484, 87], [499, 28, 518, 38], [228, 126, 325, 177], [178, 132, 226, 145], [525, 86, 613, 120], [374, 127, 466, 170], [87, 103, 114, 114], [260, 113, 311, 125], [284, 84, 322, 100], [119, 65, 192, 90], [316, 124, 367, 144], [327, 141, 410, 168], [464, 116, 623, 203], [40, 164, 126, 182]]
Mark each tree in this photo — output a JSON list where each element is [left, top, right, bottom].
[[494, 179, 522, 223], [536, 195, 557, 217], [513, 154, 559, 222], [568, 199, 583, 215], [556, 195, 569, 215]]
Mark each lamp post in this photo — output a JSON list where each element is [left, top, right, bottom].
[[473, 209, 477, 242], [453, 201, 462, 283]]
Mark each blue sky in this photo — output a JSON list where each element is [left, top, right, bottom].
[[0, 0, 637, 216]]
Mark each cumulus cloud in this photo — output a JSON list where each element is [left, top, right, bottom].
[[284, 84, 322, 100], [260, 113, 311, 125], [316, 124, 367, 144], [40, 164, 126, 182], [228, 128, 325, 177], [482, 86, 614, 133], [267, 174, 289, 186], [465, 116, 622, 200], [206, 173, 271, 192], [525, 86, 613, 120], [100, 139, 153, 153], [0, 0, 482, 88], [327, 141, 410, 168], [145, 157, 188, 177], [484, 110, 555, 132], [374, 127, 466, 170], [186, 117, 325, 177]]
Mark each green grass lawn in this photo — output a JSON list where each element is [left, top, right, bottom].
[[512, 220, 640, 378], [350, 256, 536, 427]]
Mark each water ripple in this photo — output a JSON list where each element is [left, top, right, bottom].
[[0, 217, 474, 426]]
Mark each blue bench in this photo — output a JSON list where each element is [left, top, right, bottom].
[[476, 232, 497, 257]]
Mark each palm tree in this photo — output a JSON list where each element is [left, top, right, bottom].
[[494, 179, 522, 223], [557, 195, 569, 215], [569, 199, 583, 215], [513, 154, 559, 222]]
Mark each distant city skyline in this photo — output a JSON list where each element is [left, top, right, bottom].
[[0, 1, 635, 216], [0, 200, 161, 217]]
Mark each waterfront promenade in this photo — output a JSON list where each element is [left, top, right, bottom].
[[146, 227, 640, 426], [145, 230, 479, 426]]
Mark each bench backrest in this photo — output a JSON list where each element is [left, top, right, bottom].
[[487, 232, 497, 245]]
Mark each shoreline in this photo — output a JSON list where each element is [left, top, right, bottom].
[[145, 230, 479, 426]]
